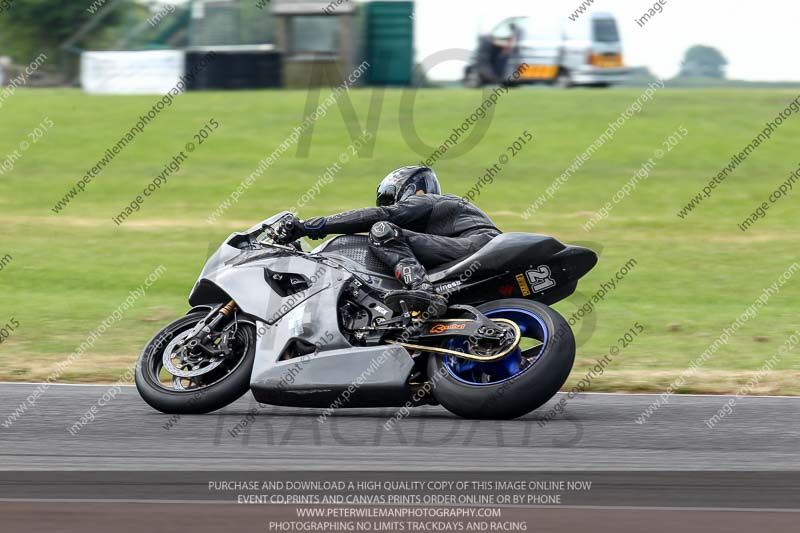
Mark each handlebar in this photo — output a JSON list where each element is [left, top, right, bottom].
[[249, 215, 304, 250]]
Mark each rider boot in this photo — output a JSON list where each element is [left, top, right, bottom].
[[369, 222, 448, 317], [385, 261, 448, 318]]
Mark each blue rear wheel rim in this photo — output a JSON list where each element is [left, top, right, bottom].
[[443, 307, 548, 386]]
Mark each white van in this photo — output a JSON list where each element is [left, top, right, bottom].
[[465, 11, 628, 88]]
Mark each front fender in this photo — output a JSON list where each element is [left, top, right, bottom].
[[186, 305, 216, 315]]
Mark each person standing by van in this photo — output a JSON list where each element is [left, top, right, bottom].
[[494, 22, 522, 80]]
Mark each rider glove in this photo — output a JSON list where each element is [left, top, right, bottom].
[[302, 216, 328, 240], [280, 215, 328, 243]]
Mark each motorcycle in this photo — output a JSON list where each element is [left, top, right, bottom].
[[135, 212, 597, 419]]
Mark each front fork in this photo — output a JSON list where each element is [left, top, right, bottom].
[[184, 300, 238, 353]]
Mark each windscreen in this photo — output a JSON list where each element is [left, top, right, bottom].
[[593, 18, 620, 43]]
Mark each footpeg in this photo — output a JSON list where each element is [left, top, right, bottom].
[[384, 290, 448, 318]]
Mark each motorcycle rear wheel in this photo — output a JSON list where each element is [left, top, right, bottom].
[[427, 299, 575, 420], [135, 311, 256, 415]]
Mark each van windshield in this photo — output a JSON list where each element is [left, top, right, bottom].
[[593, 18, 620, 43]]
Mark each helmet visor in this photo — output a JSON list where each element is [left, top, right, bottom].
[[376, 184, 397, 206]]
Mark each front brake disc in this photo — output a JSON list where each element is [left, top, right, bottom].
[[162, 330, 225, 378]]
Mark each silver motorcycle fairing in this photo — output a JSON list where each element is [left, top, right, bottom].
[[251, 344, 415, 408], [194, 212, 291, 283], [197, 253, 338, 323], [189, 238, 416, 409], [246, 255, 414, 408]]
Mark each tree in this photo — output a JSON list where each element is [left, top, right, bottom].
[[678, 45, 728, 79], [0, 0, 134, 73]]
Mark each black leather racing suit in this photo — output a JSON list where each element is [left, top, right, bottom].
[[310, 194, 501, 288]]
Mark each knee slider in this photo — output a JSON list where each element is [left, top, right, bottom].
[[369, 222, 400, 246]]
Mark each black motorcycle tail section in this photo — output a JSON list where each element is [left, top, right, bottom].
[[430, 233, 598, 306]]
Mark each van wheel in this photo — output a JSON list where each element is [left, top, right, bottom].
[[464, 67, 483, 88], [555, 71, 572, 89]]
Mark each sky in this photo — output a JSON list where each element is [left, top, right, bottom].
[[414, 0, 800, 82]]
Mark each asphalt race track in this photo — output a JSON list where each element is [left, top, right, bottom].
[[1, 383, 798, 470], [2, 383, 799, 533]]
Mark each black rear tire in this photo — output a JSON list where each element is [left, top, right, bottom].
[[428, 299, 575, 419], [135, 312, 256, 415]]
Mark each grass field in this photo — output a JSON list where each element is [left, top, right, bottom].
[[1, 87, 798, 394]]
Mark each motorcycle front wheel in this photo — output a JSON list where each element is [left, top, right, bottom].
[[135, 311, 256, 414], [427, 299, 575, 420]]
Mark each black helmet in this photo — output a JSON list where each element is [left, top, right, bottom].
[[376, 166, 441, 207]]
